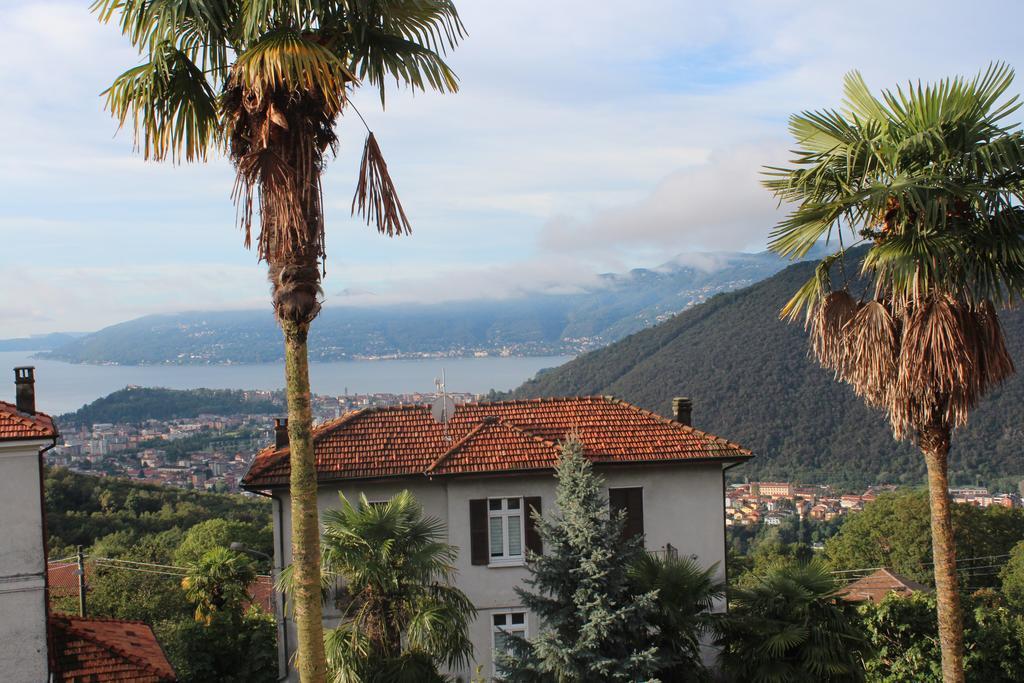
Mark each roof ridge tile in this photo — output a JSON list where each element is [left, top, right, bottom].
[[426, 420, 490, 473]]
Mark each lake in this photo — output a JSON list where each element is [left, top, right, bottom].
[[0, 351, 573, 415]]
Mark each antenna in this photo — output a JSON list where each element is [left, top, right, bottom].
[[431, 369, 456, 441]]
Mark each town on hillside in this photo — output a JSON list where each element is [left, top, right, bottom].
[[726, 481, 1023, 530]]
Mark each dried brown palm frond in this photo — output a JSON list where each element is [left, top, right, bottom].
[[973, 299, 1016, 389], [352, 133, 411, 237], [844, 300, 899, 407], [890, 296, 977, 438], [809, 290, 858, 375]]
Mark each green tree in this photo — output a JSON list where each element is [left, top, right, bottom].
[[87, 530, 193, 623], [174, 518, 273, 570], [999, 541, 1024, 610], [764, 64, 1024, 681], [733, 536, 814, 589], [181, 547, 257, 623], [628, 553, 724, 682], [155, 611, 278, 683], [860, 591, 1024, 682], [824, 490, 1024, 587], [500, 438, 660, 682], [160, 547, 277, 683], [717, 561, 870, 682], [318, 490, 475, 681], [92, 2, 464, 679]]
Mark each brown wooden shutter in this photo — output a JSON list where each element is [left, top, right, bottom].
[[469, 499, 489, 565], [524, 496, 543, 555], [609, 487, 644, 540]]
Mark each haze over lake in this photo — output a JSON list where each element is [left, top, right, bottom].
[[0, 351, 572, 415]]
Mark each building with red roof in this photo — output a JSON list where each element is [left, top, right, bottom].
[[838, 568, 930, 604], [242, 394, 751, 679], [1, 367, 177, 681]]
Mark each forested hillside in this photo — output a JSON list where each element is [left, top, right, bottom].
[[58, 387, 282, 427], [44, 467, 271, 556], [514, 258, 1024, 490]]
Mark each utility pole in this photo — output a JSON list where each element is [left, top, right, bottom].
[[76, 546, 86, 618]]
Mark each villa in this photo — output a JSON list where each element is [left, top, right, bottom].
[[242, 394, 752, 680]]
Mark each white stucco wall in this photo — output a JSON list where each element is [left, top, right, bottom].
[[270, 462, 729, 681], [0, 439, 50, 682]]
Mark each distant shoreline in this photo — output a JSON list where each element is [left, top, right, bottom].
[[0, 351, 573, 415], [32, 350, 573, 368]]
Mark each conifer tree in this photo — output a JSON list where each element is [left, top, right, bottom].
[[499, 437, 660, 682]]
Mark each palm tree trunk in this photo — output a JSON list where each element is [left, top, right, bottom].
[[921, 423, 964, 683], [284, 319, 327, 682]]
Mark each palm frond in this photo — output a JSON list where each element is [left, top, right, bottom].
[[352, 133, 411, 236], [103, 43, 220, 163], [342, 0, 464, 105], [233, 29, 356, 111], [844, 300, 899, 407], [92, 0, 236, 85], [809, 290, 858, 374]]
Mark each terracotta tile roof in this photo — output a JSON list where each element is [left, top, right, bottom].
[[50, 614, 176, 682], [0, 400, 57, 441], [48, 562, 86, 600], [245, 575, 274, 614], [243, 396, 751, 488], [837, 568, 931, 603]]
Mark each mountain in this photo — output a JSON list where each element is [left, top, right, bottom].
[[40, 251, 812, 365], [0, 332, 85, 352], [512, 258, 1024, 491]]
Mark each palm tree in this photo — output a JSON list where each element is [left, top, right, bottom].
[[319, 490, 475, 682], [627, 553, 724, 682], [92, 2, 464, 680], [716, 561, 870, 682], [182, 547, 257, 624], [763, 64, 1024, 682]]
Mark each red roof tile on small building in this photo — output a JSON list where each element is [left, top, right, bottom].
[[243, 396, 751, 488], [837, 568, 930, 603], [50, 614, 176, 682], [0, 400, 57, 441], [48, 562, 85, 600], [245, 575, 274, 614]]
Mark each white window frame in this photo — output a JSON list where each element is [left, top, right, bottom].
[[491, 609, 528, 678], [487, 496, 525, 566]]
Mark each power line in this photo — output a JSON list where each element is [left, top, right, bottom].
[[88, 556, 189, 571], [92, 562, 187, 578]]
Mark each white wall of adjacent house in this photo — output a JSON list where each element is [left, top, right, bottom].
[[0, 439, 51, 681], [271, 462, 728, 682]]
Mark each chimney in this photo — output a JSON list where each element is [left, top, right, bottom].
[[672, 397, 692, 426], [14, 367, 36, 415], [274, 418, 289, 449]]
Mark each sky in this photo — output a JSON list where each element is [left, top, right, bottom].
[[3, 1, 1024, 337]]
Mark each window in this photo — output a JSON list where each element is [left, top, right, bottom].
[[492, 610, 527, 676], [609, 487, 644, 540], [470, 497, 542, 566], [488, 497, 524, 563]]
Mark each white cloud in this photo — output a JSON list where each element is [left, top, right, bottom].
[[539, 143, 787, 255], [3, 0, 1024, 336], [0, 264, 269, 334]]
